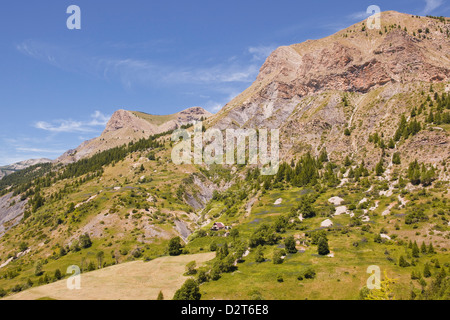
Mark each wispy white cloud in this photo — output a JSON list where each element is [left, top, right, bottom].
[[16, 147, 66, 154], [422, 0, 443, 15], [0, 136, 67, 165], [248, 45, 277, 61], [204, 101, 223, 114], [16, 40, 261, 90], [203, 90, 241, 114], [347, 11, 370, 21], [158, 61, 260, 84], [34, 120, 93, 133], [89, 111, 110, 126], [34, 111, 110, 133]]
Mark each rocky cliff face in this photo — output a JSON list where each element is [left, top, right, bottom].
[[0, 193, 27, 238], [58, 107, 212, 163], [102, 109, 156, 134], [209, 11, 450, 168]]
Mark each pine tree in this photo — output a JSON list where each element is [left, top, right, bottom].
[[421, 242, 427, 254], [412, 241, 420, 258], [216, 244, 229, 260], [317, 237, 330, 256], [34, 261, 43, 277], [59, 246, 67, 257], [168, 237, 182, 256], [427, 111, 434, 123], [157, 291, 164, 300], [408, 160, 422, 185], [428, 243, 435, 254], [434, 259, 440, 269], [421, 167, 436, 187], [79, 233, 92, 249], [392, 152, 401, 165], [374, 234, 382, 243], [344, 155, 351, 167], [319, 149, 329, 163], [394, 115, 407, 141], [399, 256, 410, 267], [296, 196, 316, 219], [388, 139, 395, 149], [375, 159, 384, 176], [423, 263, 432, 278], [54, 269, 62, 280]]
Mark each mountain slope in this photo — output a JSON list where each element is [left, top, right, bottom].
[[210, 11, 450, 168], [0, 159, 51, 180], [0, 11, 449, 301]]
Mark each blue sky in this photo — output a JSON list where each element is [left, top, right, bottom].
[[0, 0, 448, 165]]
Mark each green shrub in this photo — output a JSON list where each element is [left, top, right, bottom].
[[302, 267, 316, 279], [272, 250, 284, 264], [168, 237, 182, 256], [284, 236, 297, 254], [173, 279, 201, 300], [79, 233, 92, 249]]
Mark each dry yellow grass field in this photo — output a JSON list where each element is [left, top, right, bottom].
[[3, 252, 214, 300]]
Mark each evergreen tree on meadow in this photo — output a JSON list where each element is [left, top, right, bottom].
[[399, 256, 410, 268], [54, 269, 62, 280], [423, 263, 432, 278], [168, 237, 182, 256], [421, 242, 428, 254], [317, 237, 330, 256], [412, 241, 420, 258], [375, 159, 385, 176]]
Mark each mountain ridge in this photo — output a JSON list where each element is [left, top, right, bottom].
[[208, 11, 450, 168], [57, 106, 212, 163], [0, 158, 52, 180], [0, 11, 449, 301]]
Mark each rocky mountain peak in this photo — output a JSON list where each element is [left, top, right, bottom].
[[255, 12, 449, 98], [210, 11, 450, 168], [58, 107, 212, 163], [103, 110, 152, 134]]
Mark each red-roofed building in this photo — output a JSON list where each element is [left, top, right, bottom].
[[211, 222, 225, 231]]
